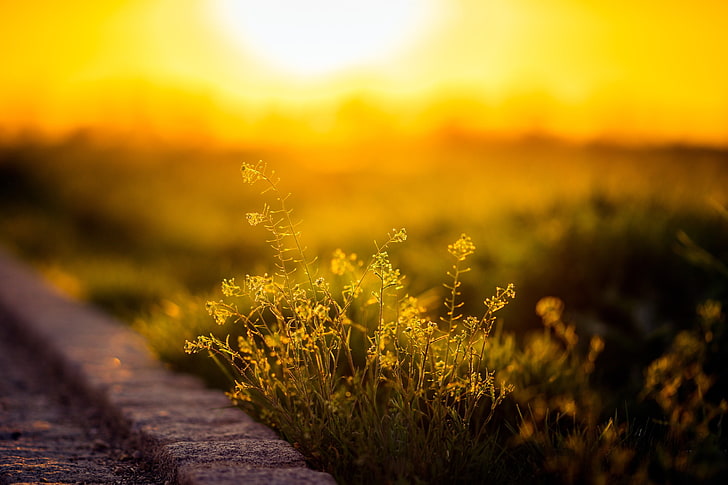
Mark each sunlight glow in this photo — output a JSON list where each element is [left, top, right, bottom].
[[1, 0, 727, 145], [209, 0, 433, 76]]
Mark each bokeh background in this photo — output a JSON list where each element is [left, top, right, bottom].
[[1, 0, 728, 429], [2, 0, 728, 146]]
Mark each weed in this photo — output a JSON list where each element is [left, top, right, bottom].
[[496, 208, 728, 484], [185, 162, 516, 483]]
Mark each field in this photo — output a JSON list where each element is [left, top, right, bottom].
[[2, 135, 728, 483]]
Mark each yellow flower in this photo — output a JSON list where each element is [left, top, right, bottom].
[[240, 162, 265, 184], [390, 227, 407, 243], [379, 351, 398, 370], [246, 212, 265, 226], [221, 278, 242, 297], [331, 248, 357, 276], [447, 233, 476, 261], [535, 296, 564, 327]]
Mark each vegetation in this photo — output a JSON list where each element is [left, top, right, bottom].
[[186, 163, 515, 482], [2, 137, 728, 482], [185, 162, 728, 483]]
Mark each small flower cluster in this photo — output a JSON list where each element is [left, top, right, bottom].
[[448, 233, 476, 261], [185, 165, 516, 484]]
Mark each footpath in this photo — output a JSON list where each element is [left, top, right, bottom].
[[0, 249, 335, 485]]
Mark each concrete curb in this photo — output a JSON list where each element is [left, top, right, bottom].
[[0, 250, 336, 485]]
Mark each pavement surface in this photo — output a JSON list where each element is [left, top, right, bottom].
[[0, 249, 336, 485], [0, 317, 163, 484]]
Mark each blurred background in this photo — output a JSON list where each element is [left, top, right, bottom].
[[2, 0, 728, 146], [1, 0, 727, 402]]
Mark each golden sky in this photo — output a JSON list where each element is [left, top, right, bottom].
[[1, 0, 727, 146]]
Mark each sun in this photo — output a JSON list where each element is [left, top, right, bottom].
[[209, 0, 435, 77]]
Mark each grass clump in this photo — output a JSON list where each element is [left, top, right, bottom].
[[185, 162, 516, 483]]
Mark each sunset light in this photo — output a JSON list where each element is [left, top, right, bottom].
[[209, 0, 435, 77], [2, 2, 728, 483], [0, 0, 727, 145]]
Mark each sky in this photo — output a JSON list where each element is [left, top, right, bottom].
[[1, 0, 727, 146]]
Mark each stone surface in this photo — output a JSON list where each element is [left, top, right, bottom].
[[177, 464, 338, 485], [0, 249, 336, 484], [0, 314, 162, 485]]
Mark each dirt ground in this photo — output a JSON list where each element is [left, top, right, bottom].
[[0, 316, 164, 485]]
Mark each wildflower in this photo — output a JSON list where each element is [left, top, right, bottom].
[[584, 335, 605, 373], [246, 212, 265, 226], [379, 351, 398, 370], [244, 274, 274, 301], [245, 202, 270, 227], [221, 278, 242, 297], [390, 227, 407, 243], [241, 162, 265, 184], [188, 168, 519, 483], [228, 386, 253, 403], [343, 283, 363, 299], [265, 333, 290, 349], [206, 300, 234, 325], [501, 283, 516, 299], [589, 335, 605, 356], [398, 295, 424, 326], [295, 301, 312, 320], [313, 304, 329, 320], [372, 251, 403, 289], [184, 338, 202, 354], [434, 359, 449, 375], [448, 233, 476, 261], [463, 316, 479, 333], [485, 285, 517, 314], [535, 296, 564, 327], [331, 248, 357, 276], [237, 335, 253, 354]]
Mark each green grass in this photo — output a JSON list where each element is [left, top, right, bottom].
[[1, 137, 728, 482]]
